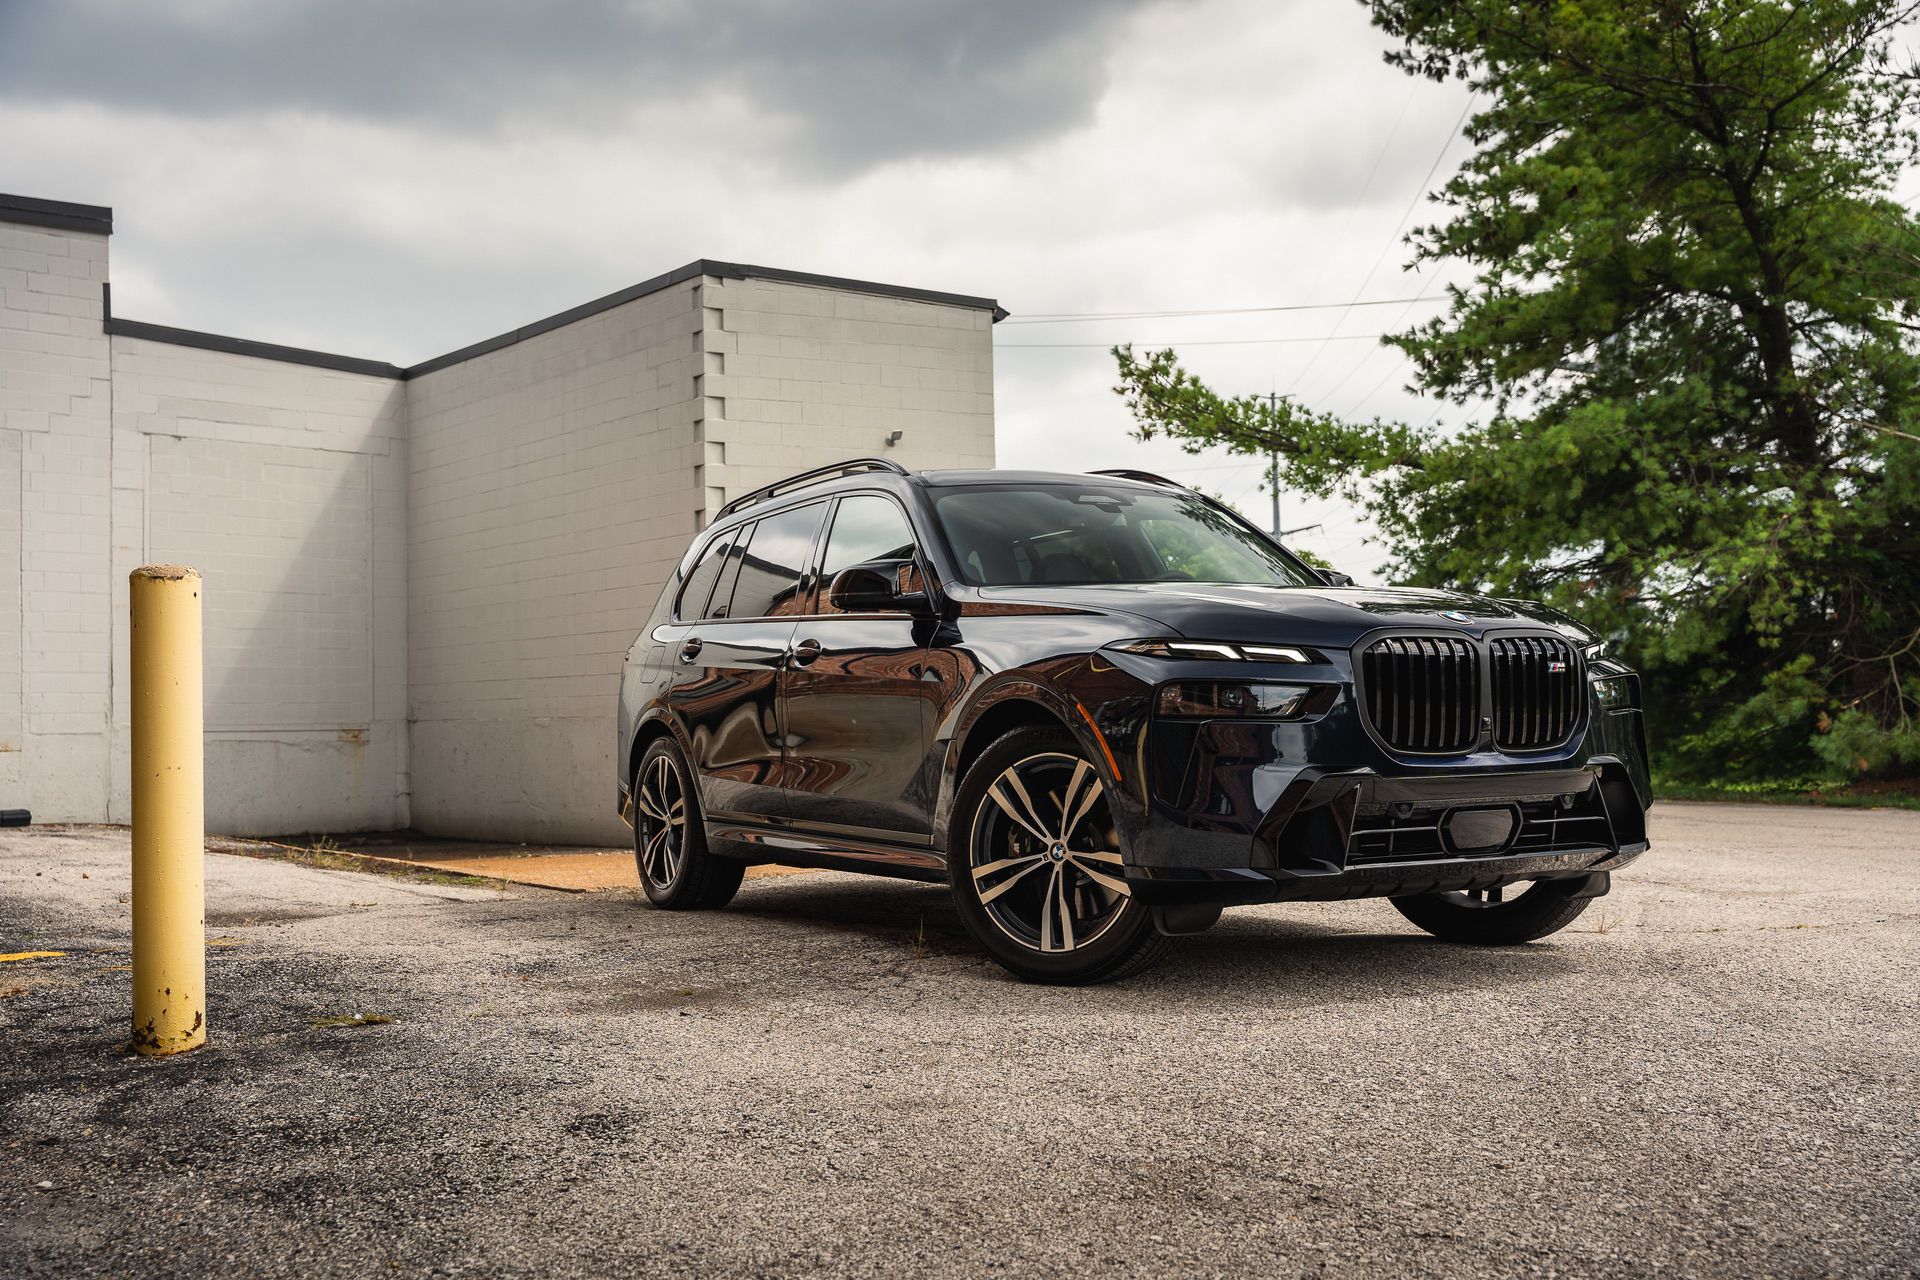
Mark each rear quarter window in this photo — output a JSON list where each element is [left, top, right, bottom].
[[675, 535, 730, 621], [725, 502, 828, 619]]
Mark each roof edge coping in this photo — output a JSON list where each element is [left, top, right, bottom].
[[0, 192, 113, 236]]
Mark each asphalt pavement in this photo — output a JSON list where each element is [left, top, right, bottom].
[[2, 803, 1915, 1278]]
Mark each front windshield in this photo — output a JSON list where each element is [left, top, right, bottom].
[[930, 484, 1320, 588]]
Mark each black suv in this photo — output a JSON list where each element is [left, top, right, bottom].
[[618, 459, 1650, 983]]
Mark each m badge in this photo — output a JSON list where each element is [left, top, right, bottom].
[[1547, 660, 1568, 673]]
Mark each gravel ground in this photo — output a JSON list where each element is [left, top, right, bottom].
[[2, 803, 1916, 1278]]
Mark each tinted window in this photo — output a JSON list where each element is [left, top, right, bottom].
[[931, 485, 1318, 588], [819, 496, 918, 613], [723, 502, 827, 619], [706, 527, 750, 618], [676, 531, 734, 620]]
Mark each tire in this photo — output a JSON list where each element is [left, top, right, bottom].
[[1389, 877, 1592, 945], [948, 725, 1175, 984], [632, 737, 745, 910]]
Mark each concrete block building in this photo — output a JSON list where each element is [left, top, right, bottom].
[[0, 192, 999, 844]]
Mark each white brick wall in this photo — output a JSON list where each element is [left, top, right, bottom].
[[1, 213, 410, 831], [405, 280, 707, 844], [404, 273, 996, 845], [0, 220, 113, 818], [3, 213, 998, 842], [0, 429, 22, 797], [699, 277, 995, 514], [109, 337, 409, 834]]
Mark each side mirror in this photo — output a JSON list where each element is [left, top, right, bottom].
[[827, 559, 930, 614], [1315, 568, 1355, 587]]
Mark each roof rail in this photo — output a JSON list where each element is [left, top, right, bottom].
[[1088, 468, 1188, 489], [714, 457, 911, 520]]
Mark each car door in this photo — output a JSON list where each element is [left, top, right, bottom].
[[665, 501, 827, 823], [778, 492, 942, 841]]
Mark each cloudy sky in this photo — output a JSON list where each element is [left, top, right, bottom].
[[0, 0, 1483, 576]]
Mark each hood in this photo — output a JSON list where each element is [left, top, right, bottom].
[[978, 582, 1596, 650]]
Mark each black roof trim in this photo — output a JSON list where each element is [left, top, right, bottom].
[[708, 260, 1008, 325], [103, 285, 405, 380], [0, 192, 113, 236], [402, 261, 707, 378], [89, 249, 1002, 382], [404, 259, 1006, 379]]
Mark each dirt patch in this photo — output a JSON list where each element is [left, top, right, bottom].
[[205, 908, 346, 928], [234, 830, 821, 894], [397, 851, 635, 891]]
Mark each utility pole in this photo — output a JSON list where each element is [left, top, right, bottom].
[[1257, 390, 1287, 536]]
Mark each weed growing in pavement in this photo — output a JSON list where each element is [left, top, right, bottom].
[[215, 836, 502, 890], [1578, 909, 1624, 935]]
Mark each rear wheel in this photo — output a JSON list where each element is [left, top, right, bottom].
[[1389, 877, 1591, 945], [633, 738, 744, 910], [949, 726, 1174, 984]]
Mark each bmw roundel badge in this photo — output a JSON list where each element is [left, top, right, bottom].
[[1440, 610, 1472, 623]]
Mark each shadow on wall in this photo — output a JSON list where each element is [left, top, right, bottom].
[[142, 380, 408, 836]]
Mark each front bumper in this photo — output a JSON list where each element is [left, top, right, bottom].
[[1119, 761, 1650, 906]]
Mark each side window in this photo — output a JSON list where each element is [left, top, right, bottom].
[[705, 526, 750, 619], [726, 502, 828, 619], [675, 531, 734, 621], [819, 496, 918, 613]]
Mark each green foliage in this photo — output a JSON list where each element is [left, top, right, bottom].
[[1653, 774, 1920, 808], [1288, 545, 1335, 572], [1115, 0, 1920, 783]]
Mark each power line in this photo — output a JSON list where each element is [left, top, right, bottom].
[[1160, 457, 1280, 475], [1334, 264, 1469, 415], [1325, 265, 1493, 416], [1287, 92, 1477, 398], [997, 333, 1389, 350], [1329, 350, 1410, 417], [1311, 342, 1402, 411], [1000, 294, 1451, 324]]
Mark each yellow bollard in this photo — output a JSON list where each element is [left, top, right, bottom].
[[129, 564, 206, 1056]]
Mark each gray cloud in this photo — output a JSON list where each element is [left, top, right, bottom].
[[0, 0, 1479, 575], [0, 0, 1146, 171]]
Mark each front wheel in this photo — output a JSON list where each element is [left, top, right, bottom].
[[632, 738, 744, 910], [1389, 878, 1592, 945], [949, 726, 1174, 984]]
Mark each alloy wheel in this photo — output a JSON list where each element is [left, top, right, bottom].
[[969, 752, 1130, 953], [633, 753, 689, 891]]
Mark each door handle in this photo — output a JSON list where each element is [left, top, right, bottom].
[[678, 637, 703, 664], [788, 637, 823, 667]]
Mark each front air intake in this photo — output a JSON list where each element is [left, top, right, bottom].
[[1489, 635, 1581, 750], [1358, 635, 1479, 755]]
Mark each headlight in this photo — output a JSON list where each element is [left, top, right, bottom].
[[1156, 680, 1311, 719], [1591, 674, 1636, 710], [1116, 639, 1321, 663]]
